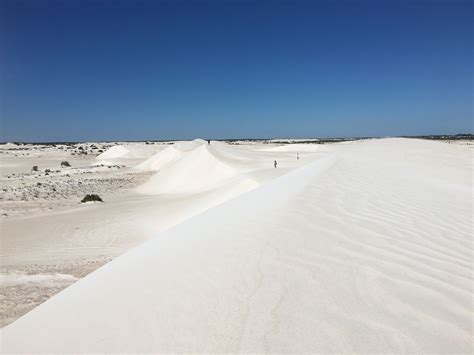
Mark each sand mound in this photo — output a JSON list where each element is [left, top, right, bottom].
[[135, 139, 212, 171], [136, 139, 325, 195], [137, 141, 242, 194], [96, 145, 130, 159], [135, 146, 183, 171], [96, 145, 160, 160]]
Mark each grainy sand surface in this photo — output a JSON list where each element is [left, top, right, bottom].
[[1, 139, 320, 328], [1, 138, 472, 353]]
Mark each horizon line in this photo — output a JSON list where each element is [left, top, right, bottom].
[[1, 133, 472, 145]]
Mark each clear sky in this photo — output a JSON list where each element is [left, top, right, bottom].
[[1, 0, 472, 142]]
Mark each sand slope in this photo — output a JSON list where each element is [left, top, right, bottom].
[[96, 143, 163, 161], [136, 139, 316, 195], [137, 142, 239, 194], [1, 138, 472, 353], [1, 140, 317, 326]]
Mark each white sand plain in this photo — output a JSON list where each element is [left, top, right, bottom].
[[0, 138, 472, 353]]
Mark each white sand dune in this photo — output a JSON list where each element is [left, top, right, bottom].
[[137, 144, 243, 194], [136, 139, 316, 195], [96, 144, 162, 160], [1, 140, 315, 267], [135, 144, 184, 171], [135, 139, 234, 172], [96, 145, 130, 159], [134, 140, 210, 172], [1, 138, 472, 353], [138, 141, 248, 195]]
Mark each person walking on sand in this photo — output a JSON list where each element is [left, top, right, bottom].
[[274, 160, 277, 168], [297, 153, 299, 160], [207, 139, 210, 145]]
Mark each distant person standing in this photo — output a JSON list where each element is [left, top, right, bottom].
[[274, 160, 277, 168], [208, 139, 210, 145], [297, 153, 299, 160]]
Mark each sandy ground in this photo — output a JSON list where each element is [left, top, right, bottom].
[[0, 139, 321, 328], [0, 142, 157, 326], [0, 138, 472, 353]]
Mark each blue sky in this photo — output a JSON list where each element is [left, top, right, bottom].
[[1, 0, 472, 141]]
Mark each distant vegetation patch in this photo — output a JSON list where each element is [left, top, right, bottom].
[[403, 133, 474, 141]]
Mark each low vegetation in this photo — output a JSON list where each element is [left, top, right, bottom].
[[81, 194, 103, 203]]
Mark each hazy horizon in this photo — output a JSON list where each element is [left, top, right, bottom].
[[3, 132, 474, 144]]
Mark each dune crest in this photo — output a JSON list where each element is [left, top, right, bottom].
[[134, 139, 209, 172], [137, 140, 260, 195], [96, 144, 161, 160]]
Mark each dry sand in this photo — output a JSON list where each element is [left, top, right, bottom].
[[0, 139, 321, 328], [1, 138, 472, 353]]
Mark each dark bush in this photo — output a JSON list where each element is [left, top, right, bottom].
[[32, 166, 39, 172], [61, 161, 71, 167], [81, 194, 103, 203]]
